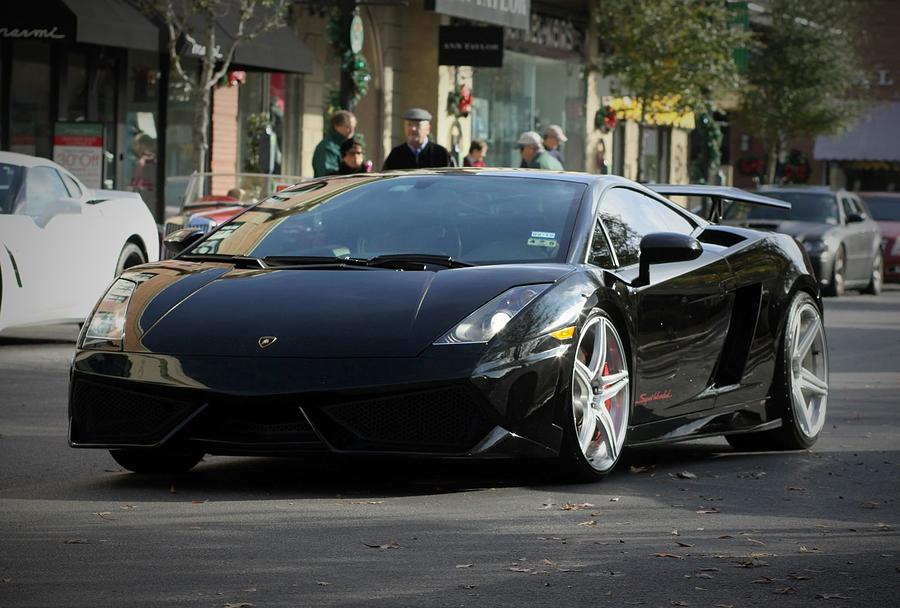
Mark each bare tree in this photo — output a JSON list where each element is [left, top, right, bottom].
[[140, 0, 290, 174]]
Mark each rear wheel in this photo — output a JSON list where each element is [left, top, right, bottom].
[[115, 242, 145, 276], [726, 291, 828, 451], [110, 448, 204, 474], [861, 250, 883, 295], [823, 246, 845, 297], [560, 310, 631, 481]]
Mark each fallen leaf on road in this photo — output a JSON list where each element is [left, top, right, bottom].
[[816, 594, 849, 600], [788, 573, 811, 580], [738, 471, 767, 479], [676, 471, 697, 479], [455, 564, 473, 569], [64, 539, 90, 544], [676, 541, 694, 548], [877, 523, 893, 531], [316, 581, 330, 586], [753, 576, 776, 584], [577, 520, 597, 527], [654, 553, 684, 559], [223, 603, 254, 608], [799, 546, 820, 553], [747, 538, 766, 546], [561, 502, 595, 511], [610, 497, 621, 502], [718, 535, 734, 539], [461, 584, 476, 589], [94, 512, 114, 520], [508, 566, 532, 573], [787, 487, 806, 492], [694, 573, 714, 579], [628, 465, 655, 474], [363, 539, 400, 550], [775, 587, 796, 595], [119, 504, 136, 511], [696, 507, 720, 514], [671, 529, 679, 536], [671, 601, 690, 606], [736, 555, 769, 568]]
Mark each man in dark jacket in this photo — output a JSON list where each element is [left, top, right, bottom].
[[313, 110, 356, 177], [382, 108, 450, 170]]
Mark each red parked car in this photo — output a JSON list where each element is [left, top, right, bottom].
[[859, 192, 900, 283]]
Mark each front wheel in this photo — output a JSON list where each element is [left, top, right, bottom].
[[861, 250, 883, 295], [110, 448, 204, 474], [559, 310, 631, 481], [727, 291, 828, 451], [115, 242, 146, 276]]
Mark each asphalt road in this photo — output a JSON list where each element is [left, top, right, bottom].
[[1, 287, 898, 608]]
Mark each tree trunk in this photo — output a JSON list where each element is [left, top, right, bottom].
[[194, 86, 212, 175], [765, 139, 780, 185]]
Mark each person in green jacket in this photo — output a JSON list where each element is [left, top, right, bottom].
[[517, 131, 564, 171], [312, 110, 357, 177]]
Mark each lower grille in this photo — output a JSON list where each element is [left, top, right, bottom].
[[70, 380, 199, 445], [186, 403, 320, 446], [318, 386, 492, 452]]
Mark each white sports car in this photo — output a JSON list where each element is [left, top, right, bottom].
[[0, 152, 159, 333]]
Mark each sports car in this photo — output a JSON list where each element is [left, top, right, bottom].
[[69, 170, 829, 481], [0, 152, 159, 333]]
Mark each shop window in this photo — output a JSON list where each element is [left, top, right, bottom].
[[125, 50, 160, 211], [238, 72, 285, 174], [10, 42, 52, 159], [65, 52, 88, 123], [165, 58, 200, 210], [640, 126, 671, 183]]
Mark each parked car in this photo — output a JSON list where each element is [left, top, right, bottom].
[[69, 170, 829, 481], [722, 186, 882, 296], [0, 152, 158, 333], [858, 192, 900, 283], [162, 172, 304, 255]]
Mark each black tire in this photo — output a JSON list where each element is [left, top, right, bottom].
[[823, 245, 845, 297], [115, 242, 146, 276], [726, 291, 828, 452], [861, 250, 883, 295], [559, 308, 631, 482], [110, 448, 204, 474]]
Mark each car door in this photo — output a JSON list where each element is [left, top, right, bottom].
[[4, 165, 86, 324], [595, 187, 734, 424], [848, 194, 881, 281], [840, 194, 870, 281]]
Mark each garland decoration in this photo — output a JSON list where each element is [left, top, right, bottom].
[[325, 9, 370, 112], [780, 149, 810, 183], [447, 84, 473, 118], [594, 104, 619, 133]]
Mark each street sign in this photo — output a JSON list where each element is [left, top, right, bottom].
[[53, 123, 104, 189]]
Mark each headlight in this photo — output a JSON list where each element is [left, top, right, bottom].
[[80, 279, 137, 350], [802, 239, 828, 256], [434, 284, 550, 345]]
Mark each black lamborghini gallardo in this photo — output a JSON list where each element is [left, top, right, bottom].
[[69, 170, 829, 481]]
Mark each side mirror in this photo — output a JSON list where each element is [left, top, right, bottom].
[[637, 232, 703, 286], [57, 197, 83, 215], [846, 212, 864, 223], [164, 228, 206, 256]]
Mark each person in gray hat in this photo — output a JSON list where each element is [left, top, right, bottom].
[[382, 108, 451, 170], [542, 124, 567, 166], [518, 131, 563, 171]]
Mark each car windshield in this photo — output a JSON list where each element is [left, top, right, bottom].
[[860, 195, 900, 221], [0, 163, 24, 214], [723, 191, 839, 224], [184, 175, 586, 266]]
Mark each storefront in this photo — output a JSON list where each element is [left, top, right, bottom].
[[2, 0, 312, 220], [471, 11, 587, 170]]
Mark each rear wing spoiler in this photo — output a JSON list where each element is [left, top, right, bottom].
[[647, 184, 790, 223]]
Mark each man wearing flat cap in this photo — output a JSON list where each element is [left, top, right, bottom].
[[542, 124, 567, 166], [518, 131, 564, 171], [382, 108, 451, 170]]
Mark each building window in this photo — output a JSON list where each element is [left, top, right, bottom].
[[10, 42, 52, 159]]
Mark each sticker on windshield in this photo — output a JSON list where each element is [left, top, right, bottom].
[[528, 230, 558, 248]]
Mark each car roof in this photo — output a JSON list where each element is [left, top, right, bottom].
[[0, 151, 65, 170], [314, 167, 637, 187]]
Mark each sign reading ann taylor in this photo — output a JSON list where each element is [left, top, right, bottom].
[[53, 123, 104, 190], [438, 26, 504, 67], [431, 0, 530, 31]]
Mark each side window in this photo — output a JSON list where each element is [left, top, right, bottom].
[[60, 171, 83, 198], [588, 219, 616, 268], [840, 196, 855, 220], [21, 166, 69, 219], [598, 188, 696, 267]]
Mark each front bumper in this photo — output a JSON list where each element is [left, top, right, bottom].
[[69, 346, 568, 459]]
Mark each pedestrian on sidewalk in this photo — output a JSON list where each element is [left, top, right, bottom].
[[313, 110, 357, 177], [463, 139, 488, 167], [517, 131, 564, 171], [542, 124, 567, 167], [382, 108, 450, 170], [338, 138, 372, 174]]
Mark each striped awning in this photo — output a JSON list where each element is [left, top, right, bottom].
[[814, 103, 900, 162]]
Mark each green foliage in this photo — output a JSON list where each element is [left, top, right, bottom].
[[595, 0, 745, 115], [739, 0, 866, 182]]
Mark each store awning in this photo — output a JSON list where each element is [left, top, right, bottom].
[[61, 0, 159, 52], [232, 25, 313, 74], [607, 96, 696, 129], [814, 103, 900, 161]]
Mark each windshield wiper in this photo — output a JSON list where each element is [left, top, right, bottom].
[[180, 253, 267, 268], [366, 254, 472, 269], [263, 255, 371, 268]]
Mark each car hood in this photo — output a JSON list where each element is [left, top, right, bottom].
[[137, 263, 573, 357], [729, 219, 838, 240]]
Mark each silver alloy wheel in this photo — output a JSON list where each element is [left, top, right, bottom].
[[786, 299, 828, 439], [871, 252, 883, 292], [571, 315, 630, 472]]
